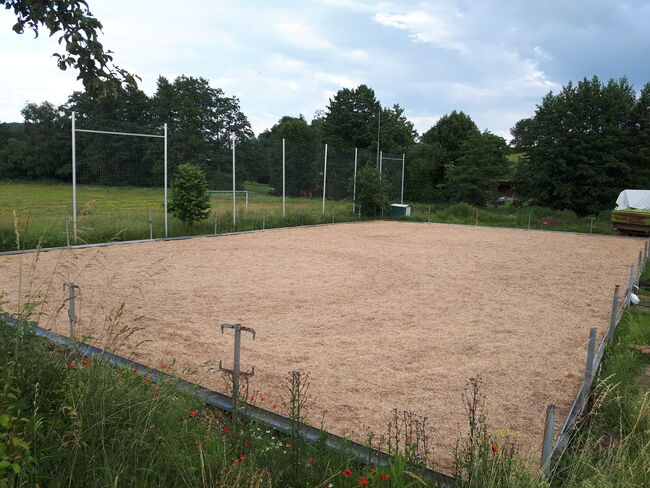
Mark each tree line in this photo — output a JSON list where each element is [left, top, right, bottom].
[[1, 75, 649, 214]]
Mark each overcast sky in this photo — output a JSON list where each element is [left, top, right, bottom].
[[1, 0, 649, 141]]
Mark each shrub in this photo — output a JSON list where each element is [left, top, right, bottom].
[[168, 163, 211, 229]]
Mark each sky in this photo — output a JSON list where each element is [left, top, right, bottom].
[[1, 0, 649, 141]]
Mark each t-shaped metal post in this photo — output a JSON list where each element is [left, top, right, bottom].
[[219, 323, 255, 417], [64, 282, 80, 340]]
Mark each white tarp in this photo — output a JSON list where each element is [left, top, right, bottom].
[[615, 189, 650, 210]]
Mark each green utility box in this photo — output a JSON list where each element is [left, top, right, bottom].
[[389, 204, 412, 217]]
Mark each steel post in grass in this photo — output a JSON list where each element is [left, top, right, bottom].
[[528, 212, 531, 229], [582, 328, 597, 403], [232, 135, 237, 228], [64, 282, 79, 341], [607, 285, 620, 343], [164, 123, 168, 238], [71, 111, 77, 239], [65, 216, 70, 247], [219, 324, 255, 419], [282, 138, 286, 218], [637, 251, 643, 282], [148, 210, 153, 240], [262, 210, 266, 230], [628, 264, 635, 298], [322, 143, 328, 214], [541, 404, 556, 476], [400, 153, 405, 204], [589, 217, 594, 234], [245, 191, 249, 209], [352, 148, 358, 214]]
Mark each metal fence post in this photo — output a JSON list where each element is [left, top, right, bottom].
[[528, 212, 531, 230], [589, 217, 594, 234], [637, 251, 643, 282], [607, 285, 620, 343], [148, 210, 153, 240], [541, 404, 556, 476], [219, 324, 255, 420], [64, 282, 80, 341], [628, 264, 635, 299], [583, 328, 597, 395], [262, 210, 266, 230], [65, 216, 70, 247]]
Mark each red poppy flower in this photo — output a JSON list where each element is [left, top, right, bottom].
[[239, 454, 245, 462], [69, 362, 76, 368], [189, 411, 197, 418], [144, 376, 151, 383], [233, 458, 239, 465], [194, 443, 201, 450], [370, 468, 375, 473], [82, 360, 89, 367], [260, 397, 265, 401], [342, 468, 352, 477], [358, 476, 368, 486], [491, 444, 499, 453], [307, 458, 315, 463], [380, 473, 390, 481], [152, 393, 160, 399], [160, 363, 168, 369], [250, 396, 255, 402], [285, 443, 292, 449], [223, 426, 230, 434], [243, 441, 250, 447], [272, 404, 277, 409]]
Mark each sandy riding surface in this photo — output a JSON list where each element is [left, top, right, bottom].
[[0, 221, 644, 471]]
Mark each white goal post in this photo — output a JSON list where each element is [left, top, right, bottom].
[[71, 111, 168, 238]]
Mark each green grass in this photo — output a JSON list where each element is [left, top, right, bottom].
[[0, 181, 620, 252]]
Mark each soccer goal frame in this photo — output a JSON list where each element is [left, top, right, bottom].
[[379, 151, 406, 204], [71, 111, 168, 238]]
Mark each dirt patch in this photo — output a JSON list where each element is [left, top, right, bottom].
[[0, 221, 644, 471]]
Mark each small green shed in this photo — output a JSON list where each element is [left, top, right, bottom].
[[389, 204, 412, 217]]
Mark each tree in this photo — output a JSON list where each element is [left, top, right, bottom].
[[168, 163, 211, 229], [445, 131, 509, 206], [421, 111, 479, 158], [152, 75, 253, 188], [2, 0, 138, 97], [321, 85, 380, 149], [404, 142, 447, 202], [512, 76, 640, 215], [378, 104, 418, 154], [356, 166, 388, 216]]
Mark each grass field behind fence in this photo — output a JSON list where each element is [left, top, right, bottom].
[[1, 180, 617, 252]]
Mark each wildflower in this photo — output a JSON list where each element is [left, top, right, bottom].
[[223, 426, 230, 434], [152, 393, 160, 400], [237, 454, 245, 463], [194, 443, 201, 450], [369, 468, 375, 473], [491, 444, 499, 453], [358, 476, 368, 486], [243, 442, 250, 447], [250, 396, 255, 402], [145, 376, 151, 383], [131, 369, 137, 376], [342, 468, 352, 477], [206, 428, 212, 434], [189, 411, 197, 418], [260, 397, 265, 401], [69, 362, 76, 368], [160, 363, 169, 369], [285, 443, 292, 449], [82, 359, 89, 367], [307, 457, 315, 463], [380, 473, 390, 481], [233, 458, 239, 465], [272, 404, 277, 409]]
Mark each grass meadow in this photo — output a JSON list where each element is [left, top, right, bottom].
[[0, 180, 616, 252]]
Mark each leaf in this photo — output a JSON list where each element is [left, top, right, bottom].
[[11, 463, 21, 474], [0, 414, 9, 427]]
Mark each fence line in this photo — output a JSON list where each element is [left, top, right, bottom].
[[540, 237, 649, 475]]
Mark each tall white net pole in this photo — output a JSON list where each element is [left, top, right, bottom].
[[401, 153, 405, 204], [164, 123, 168, 237], [71, 111, 77, 238], [282, 138, 286, 217], [352, 147, 358, 213], [232, 135, 236, 227], [322, 143, 328, 214]]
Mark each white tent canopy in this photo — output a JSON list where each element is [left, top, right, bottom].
[[615, 189, 650, 210]]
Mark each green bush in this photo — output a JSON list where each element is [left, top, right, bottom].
[[168, 163, 211, 229]]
